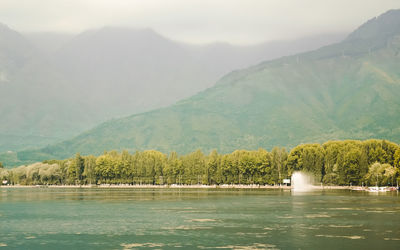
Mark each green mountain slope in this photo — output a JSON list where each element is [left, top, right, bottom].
[[13, 9, 400, 163], [0, 24, 343, 154]]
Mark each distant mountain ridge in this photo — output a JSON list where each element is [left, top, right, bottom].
[[347, 9, 400, 41], [0, 23, 344, 154], [9, 9, 400, 165]]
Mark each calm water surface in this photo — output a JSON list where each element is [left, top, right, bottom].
[[0, 188, 399, 249]]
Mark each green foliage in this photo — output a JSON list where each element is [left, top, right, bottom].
[[287, 144, 325, 181], [394, 148, 400, 169], [365, 162, 397, 186], [3, 139, 399, 186], [67, 153, 84, 184], [271, 147, 288, 184], [6, 163, 62, 185]]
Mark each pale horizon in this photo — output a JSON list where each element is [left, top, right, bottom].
[[0, 0, 399, 45]]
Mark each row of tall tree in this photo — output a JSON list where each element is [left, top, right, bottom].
[[1, 139, 400, 186]]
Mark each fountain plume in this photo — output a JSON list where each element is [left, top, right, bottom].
[[291, 171, 313, 191]]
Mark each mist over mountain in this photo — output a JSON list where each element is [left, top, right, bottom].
[[24, 32, 73, 55], [52, 27, 345, 117], [0, 24, 88, 152], [0, 23, 345, 153], [10, 9, 400, 165]]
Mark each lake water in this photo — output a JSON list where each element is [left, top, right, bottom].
[[1, 188, 399, 249]]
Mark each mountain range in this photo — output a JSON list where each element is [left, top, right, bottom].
[[4, 9, 399, 166], [0, 23, 344, 154]]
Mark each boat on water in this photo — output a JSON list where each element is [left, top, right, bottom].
[[351, 186, 399, 192], [367, 186, 391, 192]]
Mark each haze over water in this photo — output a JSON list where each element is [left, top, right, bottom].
[[1, 188, 399, 249]]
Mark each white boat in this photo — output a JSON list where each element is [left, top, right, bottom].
[[367, 186, 388, 192]]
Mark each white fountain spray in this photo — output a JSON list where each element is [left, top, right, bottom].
[[291, 171, 313, 192]]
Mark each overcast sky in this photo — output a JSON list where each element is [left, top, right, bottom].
[[0, 0, 399, 45]]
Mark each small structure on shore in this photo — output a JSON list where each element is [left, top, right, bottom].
[[283, 179, 291, 186]]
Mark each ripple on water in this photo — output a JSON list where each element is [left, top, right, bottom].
[[366, 210, 396, 213], [0, 243, 7, 247], [162, 225, 213, 230], [315, 235, 365, 240], [198, 243, 278, 249], [121, 243, 165, 249], [299, 226, 320, 230], [276, 215, 298, 219], [236, 232, 269, 237], [305, 214, 331, 218], [328, 225, 355, 228], [327, 207, 363, 210], [188, 219, 217, 222]]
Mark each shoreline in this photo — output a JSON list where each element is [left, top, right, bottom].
[[0, 184, 359, 190]]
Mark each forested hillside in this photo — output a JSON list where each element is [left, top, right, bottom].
[[12, 10, 400, 164], [0, 24, 341, 154]]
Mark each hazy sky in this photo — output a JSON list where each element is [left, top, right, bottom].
[[0, 0, 399, 44]]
